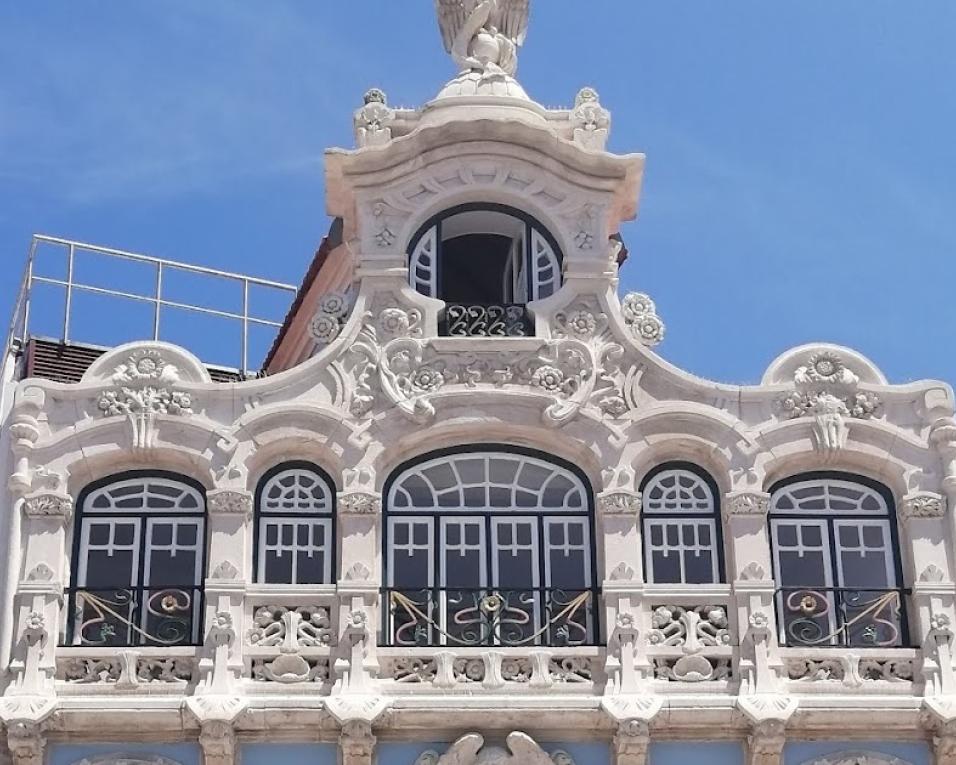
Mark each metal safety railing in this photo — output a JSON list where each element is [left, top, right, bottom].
[[5, 235, 298, 375]]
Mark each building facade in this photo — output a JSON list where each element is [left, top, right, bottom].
[[2, 5, 956, 765]]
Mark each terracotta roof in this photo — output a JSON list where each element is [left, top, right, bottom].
[[261, 218, 343, 372]]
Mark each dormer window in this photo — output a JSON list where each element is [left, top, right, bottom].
[[407, 203, 562, 337]]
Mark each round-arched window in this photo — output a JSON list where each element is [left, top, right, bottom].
[[769, 473, 906, 648], [640, 463, 723, 585], [254, 462, 336, 585], [407, 204, 563, 337], [69, 471, 206, 647], [383, 447, 596, 647]]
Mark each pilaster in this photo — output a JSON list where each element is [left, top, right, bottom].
[[339, 720, 375, 765], [612, 719, 650, 765], [746, 719, 786, 765]]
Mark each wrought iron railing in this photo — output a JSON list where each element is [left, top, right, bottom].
[[64, 585, 204, 647], [441, 303, 531, 337], [775, 587, 910, 648], [382, 587, 598, 647]]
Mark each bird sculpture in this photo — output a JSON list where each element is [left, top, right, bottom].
[[434, 0, 530, 77]]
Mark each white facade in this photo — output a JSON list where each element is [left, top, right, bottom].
[[1, 6, 955, 765]]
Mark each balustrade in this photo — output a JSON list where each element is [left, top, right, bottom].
[[440, 303, 531, 337]]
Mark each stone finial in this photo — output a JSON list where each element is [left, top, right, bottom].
[[354, 88, 394, 148]]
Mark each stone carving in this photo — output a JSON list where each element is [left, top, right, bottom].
[[738, 562, 768, 581], [570, 204, 597, 250], [22, 492, 73, 520], [571, 87, 610, 151], [415, 731, 573, 765], [653, 656, 731, 683], [247, 605, 333, 648], [111, 349, 180, 385], [608, 562, 635, 581], [858, 658, 913, 682], [354, 88, 395, 149], [136, 657, 194, 683], [97, 387, 193, 417], [724, 491, 770, 517], [900, 492, 945, 521], [371, 201, 399, 248], [647, 605, 731, 649], [549, 656, 592, 683], [435, 0, 530, 77], [920, 563, 948, 583], [777, 348, 882, 453], [310, 291, 352, 346], [210, 560, 240, 580], [598, 491, 641, 514], [801, 752, 913, 765], [454, 657, 485, 683], [59, 658, 121, 684], [24, 563, 55, 582], [390, 657, 438, 683], [344, 561, 372, 581], [620, 292, 665, 347], [786, 658, 845, 682], [206, 489, 253, 516], [339, 492, 382, 515], [251, 656, 330, 684]]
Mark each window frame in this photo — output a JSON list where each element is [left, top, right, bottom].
[[68, 469, 208, 647], [253, 460, 338, 585], [768, 471, 907, 647], [639, 461, 725, 585], [382, 444, 599, 646], [406, 203, 564, 305]]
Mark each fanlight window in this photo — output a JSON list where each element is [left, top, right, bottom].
[[407, 204, 562, 337], [384, 449, 596, 647], [769, 475, 907, 647], [69, 473, 205, 647], [255, 464, 335, 585], [641, 465, 722, 584]]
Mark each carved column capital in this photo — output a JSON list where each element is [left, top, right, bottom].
[[900, 492, 946, 522], [724, 491, 771, 520], [206, 489, 253, 518], [4, 721, 44, 765], [746, 718, 786, 765], [338, 492, 382, 516], [198, 720, 236, 765], [339, 719, 376, 765], [613, 719, 650, 765], [21, 492, 72, 523], [598, 491, 641, 515]]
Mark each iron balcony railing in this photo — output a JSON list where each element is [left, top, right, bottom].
[[441, 303, 532, 337], [64, 585, 204, 648], [383, 586, 599, 648], [775, 586, 910, 648], [6, 235, 297, 376]]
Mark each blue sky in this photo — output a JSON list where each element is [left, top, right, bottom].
[[1, 2, 955, 383]]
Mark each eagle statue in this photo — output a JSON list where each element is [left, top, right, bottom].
[[434, 0, 530, 77]]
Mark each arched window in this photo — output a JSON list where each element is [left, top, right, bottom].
[[407, 204, 563, 337], [68, 471, 206, 647], [383, 447, 597, 647], [640, 463, 723, 584], [769, 473, 907, 647], [254, 463, 336, 585]]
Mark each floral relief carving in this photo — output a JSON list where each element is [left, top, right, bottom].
[[25, 563, 55, 582], [354, 88, 395, 149], [777, 348, 882, 453], [309, 291, 352, 346], [786, 658, 845, 682], [414, 732, 573, 765], [598, 491, 641, 514], [338, 492, 382, 515], [210, 560, 240, 580], [97, 387, 193, 417], [920, 563, 947, 583], [389, 657, 437, 683], [724, 492, 770, 517], [22, 492, 73, 520], [620, 292, 665, 347], [652, 655, 731, 682], [648, 605, 731, 650], [899, 492, 945, 521], [206, 489, 253, 516], [111, 349, 180, 385], [738, 562, 768, 581], [247, 605, 332, 648]]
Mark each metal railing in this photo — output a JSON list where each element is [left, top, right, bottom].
[[441, 303, 532, 337], [64, 585, 205, 648], [383, 587, 599, 648], [775, 586, 910, 648], [6, 235, 297, 375]]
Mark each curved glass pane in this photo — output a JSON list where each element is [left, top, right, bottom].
[[259, 467, 332, 515]]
